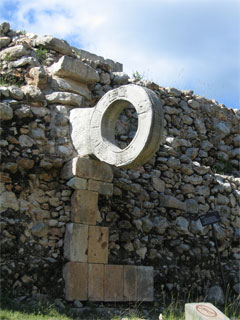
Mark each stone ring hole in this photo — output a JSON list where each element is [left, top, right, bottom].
[[101, 100, 138, 150]]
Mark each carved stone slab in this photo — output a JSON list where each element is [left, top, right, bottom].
[[185, 303, 230, 320]]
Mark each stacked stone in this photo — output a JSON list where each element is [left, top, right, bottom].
[[0, 22, 120, 296], [61, 157, 154, 302], [104, 85, 240, 298], [0, 21, 239, 301]]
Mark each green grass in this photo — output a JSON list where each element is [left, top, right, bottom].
[[0, 290, 239, 320], [3, 54, 14, 62], [0, 308, 71, 320], [0, 74, 25, 87], [35, 47, 49, 62], [0, 295, 70, 320], [132, 71, 144, 81]]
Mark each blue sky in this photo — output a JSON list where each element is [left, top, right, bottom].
[[0, 0, 240, 109]]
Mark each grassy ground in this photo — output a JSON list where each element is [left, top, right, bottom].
[[0, 297, 184, 320], [0, 308, 184, 320], [0, 293, 238, 320]]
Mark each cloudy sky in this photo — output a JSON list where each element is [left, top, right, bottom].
[[1, 0, 239, 109]]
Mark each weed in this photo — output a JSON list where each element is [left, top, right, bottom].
[[35, 47, 49, 62], [132, 71, 144, 81], [75, 49, 81, 59], [0, 77, 7, 86], [0, 73, 25, 87], [4, 53, 14, 62], [223, 285, 240, 319]]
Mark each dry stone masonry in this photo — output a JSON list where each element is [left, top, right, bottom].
[[0, 22, 240, 305]]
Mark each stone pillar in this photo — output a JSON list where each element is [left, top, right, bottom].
[[62, 157, 154, 302], [62, 157, 112, 301]]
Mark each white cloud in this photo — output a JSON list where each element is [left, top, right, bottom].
[[0, 0, 239, 107]]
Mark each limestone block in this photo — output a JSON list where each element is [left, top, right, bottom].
[[71, 190, 98, 225], [159, 194, 186, 211], [137, 266, 154, 301], [0, 102, 13, 120], [66, 177, 87, 190], [185, 302, 230, 320], [123, 265, 137, 301], [104, 265, 124, 301], [151, 176, 165, 192], [45, 92, 83, 107], [112, 72, 129, 85], [0, 36, 11, 49], [63, 262, 88, 301], [0, 191, 19, 213], [0, 22, 10, 35], [48, 56, 100, 83], [26, 66, 48, 89], [88, 226, 108, 264], [64, 223, 88, 262], [61, 157, 113, 182], [72, 48, 123, 72], [88, 180, 113, 196], [70, 108, 95, 157], [51, 77, 91, 100], [31, 222, 48, 237], [0, 45, 28, 60], [34, 35, 73, 56], [88, 264, 104, 301]]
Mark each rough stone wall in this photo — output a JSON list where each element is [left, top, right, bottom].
[[0, 22, 239, 300]]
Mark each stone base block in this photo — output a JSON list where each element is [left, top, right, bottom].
[[104, 265, 124, 301], [185, 303, 230, 320], [71, 190, 98, 225], [63, 262, 88, 301], [88, 226, 109, 264], [88, 264, 104, 301], [61, 157, 113, 182], [137, 266, 154, 301], [88, 179, 113, 196], [63, 262, 154, 302], [64, 223, 88, 262], [123, 265, 138, 301]]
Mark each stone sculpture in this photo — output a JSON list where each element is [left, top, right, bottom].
[[70, 84, 164, 168]]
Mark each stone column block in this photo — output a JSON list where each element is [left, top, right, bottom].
[[67, 177, 87, 190], [63, 262, 88, 301], [137, 266, 154, 301], [88, 264, 104, 301], [61, 157, 113, 182], [71, 190, 98, 225], [88, 226, 108, 264], [88, 180, 113, 196], [64, 223, 88, 262], [123, 265, 138, 301], [104, 265, 123, 301]]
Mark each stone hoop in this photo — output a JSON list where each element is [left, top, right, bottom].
[[89, 84, 164, 168]]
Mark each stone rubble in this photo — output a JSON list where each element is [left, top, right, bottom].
[[0, 21, 239, 305]]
